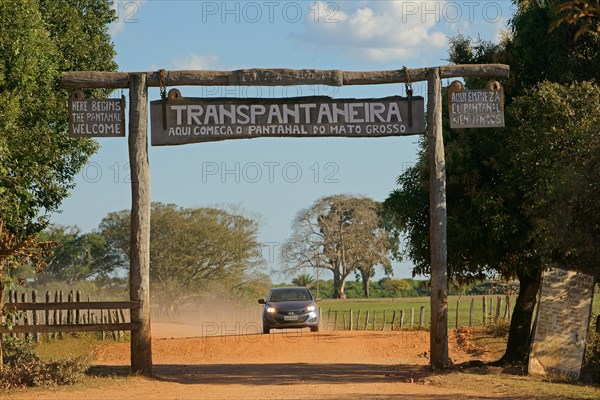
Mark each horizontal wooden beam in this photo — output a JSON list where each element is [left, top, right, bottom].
[[4, 301, 140, 311], [61, 64, 509, 89], [0, 323, 139, 334]]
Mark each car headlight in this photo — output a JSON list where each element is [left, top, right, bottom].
[[305, 305, 316, 312], [266, 307, 276, 313]]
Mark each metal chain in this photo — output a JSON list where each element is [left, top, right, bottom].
[[402, 65, 413, 96], [158, 69, 168, 100]]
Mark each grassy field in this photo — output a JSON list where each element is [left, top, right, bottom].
[[319, 295, 515, 330], [319, 289, 600, 331]]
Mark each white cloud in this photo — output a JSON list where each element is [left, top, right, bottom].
[[298, 1, 451, 62], [109, 1, 147, 37], [170, 54, 220, 70]]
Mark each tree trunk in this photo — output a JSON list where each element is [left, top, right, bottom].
[[497, 266, 543, 365], [360, 269, 370, 298], [333, 271, 347, 299]]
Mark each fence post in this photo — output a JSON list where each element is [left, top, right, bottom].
[[76, 291, 81, 324], [67, 291, 73, 325], [372, 310, 376, 331], [59, 290, 64, 339], [419, 306, 425, 328], [365, 310, 369, 330], [469, 298, 474, 327], [400, 309, 405, 330], [482, 296, 487, 325], [381, 310, 387, 331], [45, 291, 52, 340], [410, 308, 415, 328], [342, 312, 347, 331], [391, 310, 397, 331], [334, 310, 338, 331], [356, 310, 361, 330], [21, 292, 29, 340], [349, 309, 353, 331], [455, 299, 460, 329], [495, 296, 502, 322], [504, 295, 511, 319], [8, 290, 15, 338], [32, 290, 39, 342]]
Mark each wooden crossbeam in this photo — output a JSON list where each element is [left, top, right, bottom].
[[0, 323, 139, 334], [4, 301, 140, 311], [61, 64, 510, 88]]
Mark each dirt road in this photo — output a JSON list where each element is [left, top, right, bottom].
[[2, 323, 565, 400]]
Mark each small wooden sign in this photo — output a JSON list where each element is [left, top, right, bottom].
[[448, 80, 504, 129], [150, 93, 425, 146], [68, 91, 126, 137], [529, 268, 595, 380]]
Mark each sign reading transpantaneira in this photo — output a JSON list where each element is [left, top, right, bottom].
[[150, 92, 425, 146], [447, 80, 504, 129], [68, 90, 126, 137]]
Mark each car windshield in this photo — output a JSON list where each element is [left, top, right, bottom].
[[268, 288, 312, 302]]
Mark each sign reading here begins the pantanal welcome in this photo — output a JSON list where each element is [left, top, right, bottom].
[[68, 98, 125, 137], [150, 96, 424, 146]]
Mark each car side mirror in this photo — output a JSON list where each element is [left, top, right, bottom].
[[258, 298, 266, 304]]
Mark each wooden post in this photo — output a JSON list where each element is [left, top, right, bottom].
[[504, 295, 511, 319], [372, 310, 376, 331], [76, 291, 81, 324], [381, 310, 387, 331], [495, 296, 502, 322], [469, 298, 475, 327], [410, 308, 415, 327], [349, 309, 353, 331], [365, 310, 369, 330], [482, 297, 487, 325], [455, 299, 460, 329], [428, 66, 449, 369], [356, 310, 361, 330], [391, 310, 397, 331], [419, 306, 426, 328], [32, 291, 39, 342], [129, 73, 152, 375], [46, 291, 51, 340], [400, 309, 405, 330], [21, 293, 28, 340], [342, 312, 347, 331], [334, 310, 338, 330], [67, 291, 73, 325]]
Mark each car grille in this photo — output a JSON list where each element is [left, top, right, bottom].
[[275, 316, 309, 324], [279, 309, 304, 315]]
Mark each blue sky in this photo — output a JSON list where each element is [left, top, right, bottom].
[[52, 0, 514, 282]]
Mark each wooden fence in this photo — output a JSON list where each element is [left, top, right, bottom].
[[323, 295, 513, 331], [1, 289, 139, 341]]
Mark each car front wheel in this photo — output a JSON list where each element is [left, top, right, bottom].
[[310, 326, 319, 333]]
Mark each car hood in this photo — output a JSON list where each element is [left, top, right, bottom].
[[267, 300, 314, 311]]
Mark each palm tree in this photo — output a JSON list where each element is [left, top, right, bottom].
[[292, 273, 314, 287]]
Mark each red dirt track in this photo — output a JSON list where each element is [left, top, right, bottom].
[[7, 322, 502, 400]]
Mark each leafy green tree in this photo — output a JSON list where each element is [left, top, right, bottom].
[[385, 1, 600, 365], [37, 225, 124, 285], [100, 203, 268, 314], [0, 0, 116, 365], [282, 195, 397, 299]]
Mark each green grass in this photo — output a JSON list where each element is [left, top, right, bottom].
[[320, 295, 514, 331]]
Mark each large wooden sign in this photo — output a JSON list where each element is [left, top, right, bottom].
[[150, 93, 424, 146], [529, 268, 595, 380], [68, 91, 126, 137], [447, 80, 504, 129]]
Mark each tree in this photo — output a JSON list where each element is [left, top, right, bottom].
[[36, 225, 125, 285], [0, 0, 116, 365], [551, 0, 600, 38], [100, 203, 267, 314], [292, 273, 315, 288], [282, 195, 396, 299], [384, 2, 600, 365]]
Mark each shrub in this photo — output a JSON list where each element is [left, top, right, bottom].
[[0, 337, 91, 389]]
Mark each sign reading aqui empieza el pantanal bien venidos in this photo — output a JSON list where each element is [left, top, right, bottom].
[[448, 80, 505, 129], [150, 95, 425, 146]]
